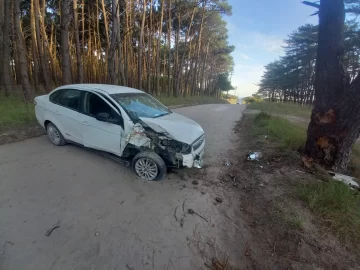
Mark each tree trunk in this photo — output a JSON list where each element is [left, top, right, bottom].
[[155, 0, 164, 95], [34, 0, 52, 92], [14, 0, 33, 101], [118, 0, 126, 86], [101, 0, 110, 53], [0, 0, 4, 90], [73, 0, 84, 83], [31, 0, 40, 88], [2, 0, 12, 96], [167, 0, 172, 96], [305, 0, 360, 170], [108, 0, 118, 85], [60, 0, 72, 85], [137, 0, 146, 89]]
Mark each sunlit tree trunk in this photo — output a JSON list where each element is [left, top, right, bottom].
[[156, 0, 165, 95], [137, 0, 147, 89], [14, 0, 33, 101], [73, 0, 84, 83], [118, 0, 126, 85], [30, 0, 40, 89], [34, 0, 52, 92], [167, 0, 172, 96], [61, 0, 72, 84], [108, 0, 118, 84]]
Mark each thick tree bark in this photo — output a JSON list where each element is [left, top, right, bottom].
[[101, 0, 110, 53], [60, 0, 72, 85], [0, 0, 4, 90], [108, 0, 118, 85], [155, 0, 165, 95], [305, 0, 360, 170], [14, 0, 33, 101], [2, 0, 12, 96], [73, 0, 84, 83], [30, 0, 40, 88], [138, 0, 146, 89], [118, 0, 126, 86], [34, 0, 52, 92], [167, 0, 172, 96]]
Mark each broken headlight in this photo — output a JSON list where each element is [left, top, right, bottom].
[[161, 139, 191, 154]]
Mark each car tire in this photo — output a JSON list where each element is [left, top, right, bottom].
[[46, 123, 66, 146], [132, 151, 167, 181]]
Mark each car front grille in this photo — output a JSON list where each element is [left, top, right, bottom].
[[192, 135, 205, 151]]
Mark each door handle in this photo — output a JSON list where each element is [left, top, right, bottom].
[[54, 110, 60, 115], [81, 121, 89, 125]]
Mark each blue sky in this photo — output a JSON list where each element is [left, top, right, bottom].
[[225, 0, 318, 97]]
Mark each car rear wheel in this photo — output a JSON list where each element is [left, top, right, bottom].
[[47, 123, 66, 146], [132, 152, 167, 181]]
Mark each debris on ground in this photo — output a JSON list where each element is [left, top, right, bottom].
[[180, 171, 189, 181], [247, 151, 263, 161], [192, 180, 199, 185], [302, 156, 314, 169], [180, 218, 184, 227], [215, 197, 223, 203], [94, 231, 100, 236], [45, 225, 60, 237], [225, 161, 231, 166], [174, 206, 179, 222], [187, 208, 209, 222], [329, 172, 360, 190], [204, 257, 230, 270]]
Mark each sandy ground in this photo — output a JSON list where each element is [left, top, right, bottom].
[[0, 104, 245, 270]]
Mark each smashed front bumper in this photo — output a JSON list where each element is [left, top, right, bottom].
[[178, 135, 205, 169]]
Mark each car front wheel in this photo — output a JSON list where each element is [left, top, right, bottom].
[[132, 152, 167, 181], [46, 123, 66, 146]]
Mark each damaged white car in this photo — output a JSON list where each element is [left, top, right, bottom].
[[34, 84, 205, 181]]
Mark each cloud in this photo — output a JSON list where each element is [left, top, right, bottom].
[[230, 65, 265, 97], [239, 53, 251, 60], [252, 33, 284, 53]]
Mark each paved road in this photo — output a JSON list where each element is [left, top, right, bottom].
[[0, 104, 245, 270]]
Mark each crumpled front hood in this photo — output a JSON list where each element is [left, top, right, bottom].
[[140, 112, 204, 144]]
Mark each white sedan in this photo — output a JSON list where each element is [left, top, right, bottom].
[[34, 84, 205, 181]]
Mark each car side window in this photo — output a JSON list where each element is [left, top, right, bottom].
[[84, 92, 118, 119], [49, 90, 63, 104], [57, 90, 82, 111]]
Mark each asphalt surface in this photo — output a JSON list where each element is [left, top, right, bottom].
[[0, 104, 245, 270]]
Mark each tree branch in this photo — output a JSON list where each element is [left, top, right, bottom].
[[302, 1, 320, 9]]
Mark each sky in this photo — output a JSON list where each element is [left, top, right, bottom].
[[225, 0, 318, 98]]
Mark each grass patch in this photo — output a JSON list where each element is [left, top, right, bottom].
[[349, 144, 360, 180], [273, 202, 304, 230], [298, 180, 360, 241], [254, 112, 306, 150], [0, 95, 36, 129], [248, 102, 311, 118], [157, 95, 228, 106]]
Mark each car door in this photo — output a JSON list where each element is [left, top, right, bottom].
[[79, 91, 124, 156], [48, 89, 83, 144]]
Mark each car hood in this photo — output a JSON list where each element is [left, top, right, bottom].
[[140, 112, 204, 144]]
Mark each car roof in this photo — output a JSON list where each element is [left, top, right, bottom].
[[54, 84, 143, 95]]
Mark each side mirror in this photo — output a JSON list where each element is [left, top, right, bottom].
[[95, 112, 111, 122]]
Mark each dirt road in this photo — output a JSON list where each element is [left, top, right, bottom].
[[0, 104, 245, 270]]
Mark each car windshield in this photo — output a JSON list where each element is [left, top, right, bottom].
[[110, 93, 171, 119]]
